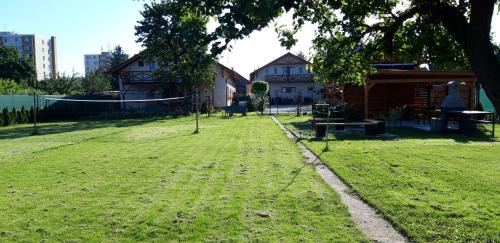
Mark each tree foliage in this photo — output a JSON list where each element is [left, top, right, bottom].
[[251, 81, 269, 95], [38, 74, 84, 95], [167, 0, 500, 112], [135, 1, 217, 96], [81, 73, 112, 95], [0, 46, 36, 83], [108, 45, 128, 70], [107, 45, 129, 90]]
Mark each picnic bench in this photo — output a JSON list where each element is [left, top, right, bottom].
[[224, 101, 248, 117], [315, 119, 385, 137]]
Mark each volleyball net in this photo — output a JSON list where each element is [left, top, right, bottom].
[[39, 96, 193, 120]]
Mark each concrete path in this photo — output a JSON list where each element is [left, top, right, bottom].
[[271, 116, 408, 243]]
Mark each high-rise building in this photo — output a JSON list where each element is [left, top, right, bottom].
[[0, 32, 58, 80], [84, 52, 112, 76]]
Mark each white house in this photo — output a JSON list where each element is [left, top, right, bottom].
[[250, 52, 322, 103], [110, 53, 249, 110]]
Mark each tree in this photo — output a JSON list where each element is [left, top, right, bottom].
[[135, 1, 217, 99], [81, 73, 112, 95], [0, 46, 36, 83], [39, 74, 84, 95], [108, 45, 129, 89], [174, 0, 500, 113], [251, 81, 269, 115], [295, 51, 308, 61]]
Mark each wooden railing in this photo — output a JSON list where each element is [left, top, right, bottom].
[[120, 71, 157, 83], [265, 74, 314, 83]]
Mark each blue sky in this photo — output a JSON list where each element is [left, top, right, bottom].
[[1, 1, 499, 79], [1, 0, 145, 76]]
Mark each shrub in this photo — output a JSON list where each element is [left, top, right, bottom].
[[20, 106, 29, 123], [2, 108, 11, 126], [251, 81, 269, 96], [0, 113, 3, 126], [10, 108, 17, 125]]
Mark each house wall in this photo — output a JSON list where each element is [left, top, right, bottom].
[[251, 55, 321, 101], [117, 58, 237, 109], [253, 64, 311, 81], [268, 82, 322, 99], [200, 65, 237, 108]]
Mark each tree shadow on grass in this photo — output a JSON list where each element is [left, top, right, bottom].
[[287, 121, 497, 143], [0, 116, 181, 140], [274, 151, 325, 198]]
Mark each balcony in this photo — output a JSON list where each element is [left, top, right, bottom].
[[120, 71, 158, 84], [265, 74, 314, 83]]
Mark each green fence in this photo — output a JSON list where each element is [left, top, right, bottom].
[[479, 88, 495, 113], [0, 95, 65, 110]]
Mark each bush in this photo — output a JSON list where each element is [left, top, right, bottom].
[[20, 106, 29, 124], [2, 108, 11, 126], [0, 113, 3, 126], [10, 108, 17, 125]]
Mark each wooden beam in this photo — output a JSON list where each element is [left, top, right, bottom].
[[364, 83, 369, 119], [368, 78, 476, 84]]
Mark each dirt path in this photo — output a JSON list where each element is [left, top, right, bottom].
[[271, 116, 408, 243]]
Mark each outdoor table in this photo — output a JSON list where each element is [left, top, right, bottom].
[[444, 110, 495, 136]]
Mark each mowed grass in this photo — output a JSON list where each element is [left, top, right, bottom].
[[279, 115, 500, 242], [0, 115, 368, 242]]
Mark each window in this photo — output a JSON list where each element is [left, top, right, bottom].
[[281, 87, 296, 93], [138, 61, 145, 67], [299, 67, 303, 74], [149, 62, 157, 71], [274, 67, 278, 74], [265, 68, 269, 74], [307, 86, 314, 93]]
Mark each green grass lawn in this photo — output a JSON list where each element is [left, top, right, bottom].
[[0, 115, 367, 242], [278, 115, 500, 242]]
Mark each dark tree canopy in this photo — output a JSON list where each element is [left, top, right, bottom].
[[107, 45, 129, 89], [251, 80, 269, 95], [166, 0, 500, 113], [108, 45, 128, 71], [135, 1, 217, 95], [0, 46, 36, 83]]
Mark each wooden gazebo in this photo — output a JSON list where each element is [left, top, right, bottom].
[[343, 70, 477, 119]]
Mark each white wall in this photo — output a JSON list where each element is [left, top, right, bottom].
[[200, 64, 236, 108]]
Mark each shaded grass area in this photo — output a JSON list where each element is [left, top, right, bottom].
[[278, 115, 500, 242], [0, 115, 367, 242]]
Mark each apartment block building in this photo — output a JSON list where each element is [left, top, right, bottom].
[[84, 52, 112, 76], [0, 32, 58, 80]]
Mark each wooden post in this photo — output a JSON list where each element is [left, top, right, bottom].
[[364, 83, 369, 119], [364, 82, 375, 119], [324, 108, 331, 152]]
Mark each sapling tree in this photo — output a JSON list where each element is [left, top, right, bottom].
[[251, 81, 269, 115]]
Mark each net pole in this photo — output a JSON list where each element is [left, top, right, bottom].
[[195, 93, 199, 134], [32, 79, 39, 136]]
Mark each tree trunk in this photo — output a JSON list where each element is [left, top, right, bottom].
[[433, 0, 500, 113]]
